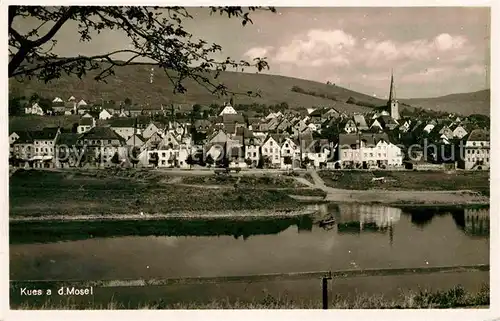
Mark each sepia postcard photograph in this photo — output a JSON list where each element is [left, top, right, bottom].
[[4, 3, 496, 317]]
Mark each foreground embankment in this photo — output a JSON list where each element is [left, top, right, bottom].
[[13, 284, 489, 309]]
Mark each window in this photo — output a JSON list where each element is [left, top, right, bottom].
[[370, 153, 373, 157], [108, 140, 111, 144], [248, 152, 251, 157], [467, 150, 470, 154], [36, 148, 39, 152], [162, 152, 166, 157], [285, 143, 289, 148], [253, 152, 256, 157], [473, 142, 476, 146], [264, 148, 268, 153], [378, 153, 381, 157], [274, 155, 278, 160], [275, 148, 279, 153], [270, 141, 273, 146], [344, 152, 347, 158], [487, 158, 489, 162], [286, 149, 290, 154], [161, 160, 166, 165]]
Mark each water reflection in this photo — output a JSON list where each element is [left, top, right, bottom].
[[9, 204, 489, 245], [10, 215, 314, 244]]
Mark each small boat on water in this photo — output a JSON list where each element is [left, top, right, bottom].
[[319, 218, 336, 228]]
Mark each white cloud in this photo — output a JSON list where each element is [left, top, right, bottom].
[[243, 46, 273, 59], [272, 29, 356, 67], [434, 33, 467, 51], [463, 64, 487, 75]]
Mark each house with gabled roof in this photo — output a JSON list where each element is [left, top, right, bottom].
[[11, 131, 35, 161], [459, 129, 489, 170], [377, 115, 399, 131], [109, 117, 136, 140], [340, 118, 357, 134], [77, 116, 96, 134], [353, 114, 368, 131], [452, 124, 468, 139], [260, 134, 281, 168], [219, 102, 238, 116], [76, 126, 127, 166], [280, 137, 301, 169], [126, 133, 146, 148], [99, 109, 113, 120]]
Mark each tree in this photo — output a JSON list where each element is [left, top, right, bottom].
[[124, 97, 132, 106], [205, 154, 214, 167], [130, 146, 141, 167], [186, 154, 194, 169], [245, 157, 253, 167], [149, 152, 159, 167], [111, 151, 120, 165], [9, 6, 274, 97], [9, 96, 23, 116]]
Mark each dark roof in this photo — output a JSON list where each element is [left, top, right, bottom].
[[338, 133, 389, 149], [235, 127, 254, 138], [79, 117, 94, 126], [30, 127, 60, 140], [109, 117, 135, 128], [80, 126, 125, 142], [55, 133, 80, 146], [467, 129, 489, 142], [377, 115, 398, 127], [12, 131, 34, 144]]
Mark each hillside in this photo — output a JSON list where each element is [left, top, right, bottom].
[[8, 64, 384, 114], [9, 64, 489, 115], [400, 89, 490, 116]]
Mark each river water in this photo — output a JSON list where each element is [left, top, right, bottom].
[[10, 204, 489, 308]]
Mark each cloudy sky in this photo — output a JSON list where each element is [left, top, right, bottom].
[[14, 7, 490, 99]]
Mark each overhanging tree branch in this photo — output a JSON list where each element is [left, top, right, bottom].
[[9, 6, 275, 97]]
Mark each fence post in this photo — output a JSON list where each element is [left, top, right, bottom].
[[322, 272, 333, 309]]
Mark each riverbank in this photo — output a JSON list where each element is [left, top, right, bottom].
[[14, 284, 489, 309], [309, 170, 489, 206], [9, 169, 315, 218], [9, 169, 490, 220]]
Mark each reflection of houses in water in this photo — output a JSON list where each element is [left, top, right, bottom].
[[334, 204, 402, 244], [464, 208, 489, 236]]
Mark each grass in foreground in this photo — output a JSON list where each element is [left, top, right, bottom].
[[15, 284, 489, 309], [9, 169, 304, 217], [318, 170, 490, 195]]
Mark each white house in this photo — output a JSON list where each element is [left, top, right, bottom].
[[77, 117, 96, 134], [52, 97, 63, 103], [142, 122, 160, 139], [25, 103, 44, 115], [280, 138, 300, 169], [261, 135, 281, 167], [99, 109, 113, 120], [452, 125, 468, 139], [423, 123, 435, 134], [219, 103, 238, 116], [463, 129, 489, 170]]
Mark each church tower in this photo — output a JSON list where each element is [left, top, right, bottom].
[[387, 70, 400, 120]]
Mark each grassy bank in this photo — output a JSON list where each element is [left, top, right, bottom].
[[318, 170, 490, 195], [181, 174, 307, 188], [9, 170, 305, 218], [14, 284, 489, 309]]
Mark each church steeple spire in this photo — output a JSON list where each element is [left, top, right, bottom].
[[388, 69, 395, 104], [387, 69, 400, 120]]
